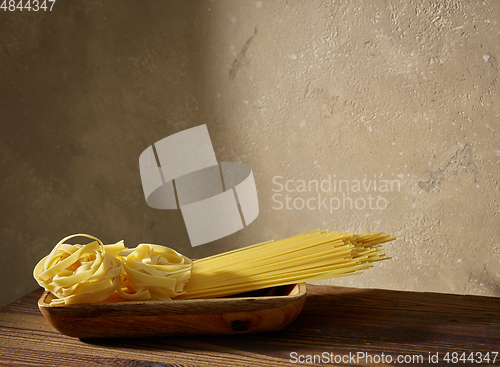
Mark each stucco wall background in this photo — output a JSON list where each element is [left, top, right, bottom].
[[1, 0, 499, 307]]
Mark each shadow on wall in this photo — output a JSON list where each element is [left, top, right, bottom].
[[0, 0, 243, 307]]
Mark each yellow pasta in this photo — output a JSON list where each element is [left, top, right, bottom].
[[177, 230, 394, 299], [34, 229, 394, 304], [33, 234, 125, 305], [116, 244, 193, 301]]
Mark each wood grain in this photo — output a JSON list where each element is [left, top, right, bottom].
[[1, 285, 499, 366]]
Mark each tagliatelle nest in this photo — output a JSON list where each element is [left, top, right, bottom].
[[33, 234, 125, 305], [115, 244, 193, 301]]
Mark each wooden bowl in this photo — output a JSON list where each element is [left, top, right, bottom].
[[38, 283, 307, 339]]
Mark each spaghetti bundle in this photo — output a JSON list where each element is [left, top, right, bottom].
[[178, 230, 394, 299], [33, 234, 125, 305]]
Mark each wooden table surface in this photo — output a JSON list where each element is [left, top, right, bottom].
[[1, 284, 499, 366]]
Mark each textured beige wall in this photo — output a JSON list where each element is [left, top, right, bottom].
[[1, 0, 499, 307]]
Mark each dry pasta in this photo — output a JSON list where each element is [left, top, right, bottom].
[[34, 229, 394, 304], [178, 230, 394, 299], [33, 234, 125, 305], [116, 244, 193, 301]]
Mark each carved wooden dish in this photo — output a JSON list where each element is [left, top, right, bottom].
[[38, 283, 307, 339]]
